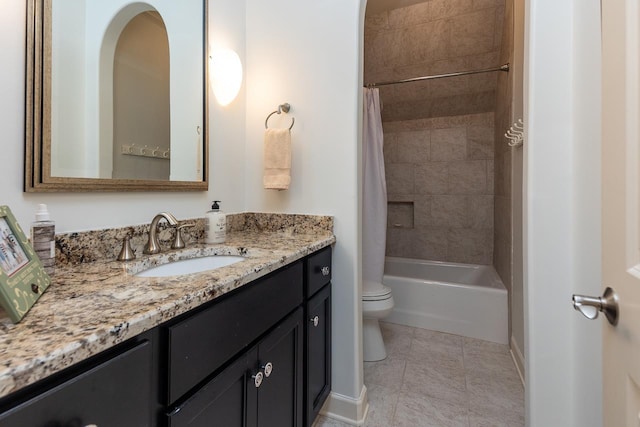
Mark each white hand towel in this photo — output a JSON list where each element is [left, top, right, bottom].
[[263, 128, 291, 190]]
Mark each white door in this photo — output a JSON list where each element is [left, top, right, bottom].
[[601, 0, 640, 424]]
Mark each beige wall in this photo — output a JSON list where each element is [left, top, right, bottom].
[[383, 113, 494, 264]]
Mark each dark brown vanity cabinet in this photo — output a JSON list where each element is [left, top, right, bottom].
[[165, 261, 304, 405], [167, 308, 304, 427], [0, 333, 157, 427], [0, 247, 332, 427], [305, 246, 332, 427], [165, 262, 305, 427], [166, 250, 333, 427]]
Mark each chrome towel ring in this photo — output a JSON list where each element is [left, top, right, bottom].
[[265, 103, 295, 130]]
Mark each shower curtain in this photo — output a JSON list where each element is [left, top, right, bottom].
[[362, 88, 387, 292]]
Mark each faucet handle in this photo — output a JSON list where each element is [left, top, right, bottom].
[[172, 223, 196, 250], [117, 235, 136, 261]]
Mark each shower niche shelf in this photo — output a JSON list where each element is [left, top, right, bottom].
[[388, 201, 414, 229]]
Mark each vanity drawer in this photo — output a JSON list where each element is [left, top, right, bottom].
[[167, 261, 303, 404], [305, 246, 332, 297], [0, 341, 152, 427]]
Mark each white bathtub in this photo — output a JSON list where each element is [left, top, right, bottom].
[[383, 257, 508, 344]]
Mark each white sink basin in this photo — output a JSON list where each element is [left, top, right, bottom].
[[134, 255, 245, 277]]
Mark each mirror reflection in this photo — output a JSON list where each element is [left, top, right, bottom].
[[112, 11, 170, 180], [25, 0, 207, 191]]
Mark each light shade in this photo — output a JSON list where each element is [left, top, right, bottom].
[[210, 49, 243, 106]]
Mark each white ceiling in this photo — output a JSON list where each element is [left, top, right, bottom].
[[365, 0, 428, 15]]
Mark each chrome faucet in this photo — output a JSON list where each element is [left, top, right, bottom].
[[143, 212, 179, 255]]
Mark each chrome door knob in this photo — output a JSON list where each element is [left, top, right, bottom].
[[572, 286, 619, 326], [321, 266, 330, 276]]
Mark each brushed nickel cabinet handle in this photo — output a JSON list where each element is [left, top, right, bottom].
[[252, 371, 264, 388], [262, 362, 273, 378]]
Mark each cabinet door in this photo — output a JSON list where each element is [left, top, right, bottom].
[[0, 341, 152, 427], [305, 284, 332, 427], [257, 307, 304, 427], [167, 347, 259, 427], [167, 262, 303, 404]]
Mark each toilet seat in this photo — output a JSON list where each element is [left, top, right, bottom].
[[363, 284, 392, 301]]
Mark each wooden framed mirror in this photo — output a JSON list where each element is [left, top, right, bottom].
[[25, 0, 208, 192]]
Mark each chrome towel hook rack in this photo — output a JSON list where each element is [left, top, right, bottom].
[[265, 103, 295, 130], [505, 119, 524, 147]]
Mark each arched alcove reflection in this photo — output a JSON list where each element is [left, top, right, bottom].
[[112, 11, 170, 180]]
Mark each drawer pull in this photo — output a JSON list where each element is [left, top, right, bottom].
[[311, 315, 320, 327], [262, 362, 273, 377], [321, 266, 330, 276], [252, 371, 264, 388]]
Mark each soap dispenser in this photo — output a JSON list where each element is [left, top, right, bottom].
[[205, 201, 226, 244]]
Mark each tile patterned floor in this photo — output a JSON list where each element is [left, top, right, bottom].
[[314, 322, 524, 427]]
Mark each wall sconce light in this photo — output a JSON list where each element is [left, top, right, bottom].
[[210, 48, 243, 106]]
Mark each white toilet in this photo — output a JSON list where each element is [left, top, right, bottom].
[[362, 281, 394, 362]]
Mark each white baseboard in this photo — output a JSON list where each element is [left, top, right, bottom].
[[320, 384, 369, 426], [510, 335, 525, 386]]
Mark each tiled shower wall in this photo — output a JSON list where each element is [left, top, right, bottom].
[[365, 0, 503, 265], [494, 0, 514, 293], [364, 0, 506, 122], [383, 113, 494, 264]]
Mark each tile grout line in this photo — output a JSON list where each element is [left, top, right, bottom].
[[461, 336, 472, 427], [388, 325, 414, 427]]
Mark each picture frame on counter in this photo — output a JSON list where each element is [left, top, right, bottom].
[[0, 205, 51, 323]]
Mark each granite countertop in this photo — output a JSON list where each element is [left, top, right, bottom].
[[0, 217, 335, 400]]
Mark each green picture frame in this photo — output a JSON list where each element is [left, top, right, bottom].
[[0, 205, 51, 323]]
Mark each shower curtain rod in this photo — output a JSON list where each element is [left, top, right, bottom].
[[365, 63, 510, 88]]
